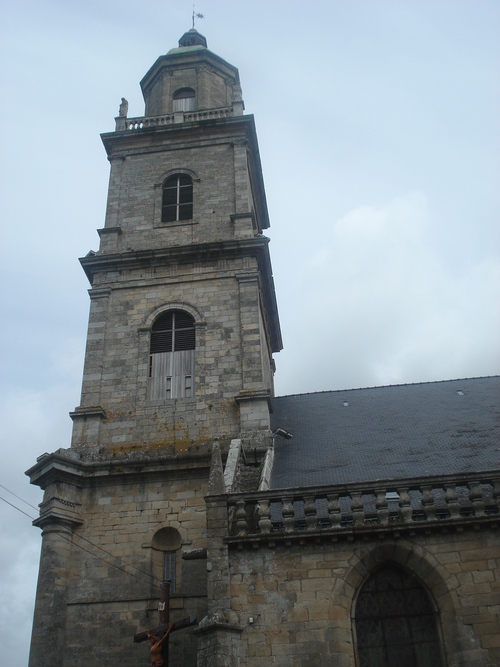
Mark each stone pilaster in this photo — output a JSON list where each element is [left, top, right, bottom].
[[28, 479, 82, 667], [196, 443, 243, 666], [29, 520, 74, 667], [27, 457, 83, 666]]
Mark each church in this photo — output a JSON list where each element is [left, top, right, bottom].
[[26, 29, 499, 667]]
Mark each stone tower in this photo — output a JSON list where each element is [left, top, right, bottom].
[[27, 29, 281, 666]]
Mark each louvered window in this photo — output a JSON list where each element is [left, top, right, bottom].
[[148, 310, 195, 400], [173, 87, 196, 112], [355, 565, 444, 667], [162, 174, 193, 223]]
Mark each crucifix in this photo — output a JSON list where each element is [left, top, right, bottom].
[[134, 580, 197, 667]]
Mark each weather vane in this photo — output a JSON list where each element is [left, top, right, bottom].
[[192, 2, 204, 29]]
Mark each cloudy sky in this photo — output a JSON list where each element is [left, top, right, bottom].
[[1, 1, 499, 664]]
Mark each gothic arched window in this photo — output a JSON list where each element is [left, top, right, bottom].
[[161, 174, 193, 223], [148, 310, 195, 400], [354, 565, 444, 667], [173, 87, 196, 112]]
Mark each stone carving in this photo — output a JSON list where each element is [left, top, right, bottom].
[[119, 97, 129, 117]]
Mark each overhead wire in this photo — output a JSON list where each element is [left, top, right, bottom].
[[0, 486, 163, 587], [0, 495, 36, 520], [54, 528, 163, 587], [58, 525, 163, 586], [0, 483, 39, 511]]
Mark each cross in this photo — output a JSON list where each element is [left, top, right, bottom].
[[134, 580, 197, 667]]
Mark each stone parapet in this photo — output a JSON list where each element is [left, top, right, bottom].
[[119, 107, 236, 132], [225, 472, 500, 546]]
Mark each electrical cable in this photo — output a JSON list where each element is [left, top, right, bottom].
[[0, 495, 36, 520], [0, 483, 39, 510], [62, 529, 162, 586], [0, 490, 163, 587], [54, 528, 162, 587]]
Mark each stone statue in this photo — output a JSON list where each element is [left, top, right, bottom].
[[146, 626, 173, 667], [119, 97, 129, 118]]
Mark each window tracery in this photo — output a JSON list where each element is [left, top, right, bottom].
[[354, 565, 444, 667]]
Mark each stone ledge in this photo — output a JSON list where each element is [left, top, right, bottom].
[[227, 516, 499, 550], [26, 447, 212, 490], [79, 237, 271, 281], [69, 406, 106, 421], [234, 391, 272, 411], [194, 616, 244, 636], [97, 226, 122, 237]]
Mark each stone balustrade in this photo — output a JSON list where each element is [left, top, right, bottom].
[[226, 473, 499, 544], [120, 106, 236, 131], [124, 114, 174, 130], [183, 107, 235, 122]]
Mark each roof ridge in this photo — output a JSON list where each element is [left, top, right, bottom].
[[274, 375, 500, 400]]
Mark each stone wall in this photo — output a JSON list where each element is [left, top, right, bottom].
[[29, 456, 210, 667], [227, 529, 500, 666], [101, 125, 257, 252], [142, 50, 240, 118], [72, 253, 274, 450]]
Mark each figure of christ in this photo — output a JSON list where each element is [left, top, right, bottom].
[[146, 623, 174, 667]]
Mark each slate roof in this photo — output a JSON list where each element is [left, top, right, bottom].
[[269, 376, 500, 490]]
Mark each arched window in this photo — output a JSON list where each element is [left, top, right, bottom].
[[173, 88, 196, 112], [148, 310, 195, 400], [354, 565, 444, 667], [152, 527, 181, 593], [161, 174, 193, 223]]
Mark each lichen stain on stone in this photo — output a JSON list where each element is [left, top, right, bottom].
[[103, 399, 239, 454], [102, 408, 135, 422]]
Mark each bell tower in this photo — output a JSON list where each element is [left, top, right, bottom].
[[71, 28, 282, 455], [27, 30, 281, 667]]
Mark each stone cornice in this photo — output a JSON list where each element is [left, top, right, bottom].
[[97, 226, 122, 237], [80, 236, 282, 353], [69, 406, 106, 421], [33, 496, 83, 531], [234, 391, 273, 412], [226, 513, 499, 549], [101, 114, 254, 152], [26, 449, 212, 491], [80, 236, 270, 280]]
